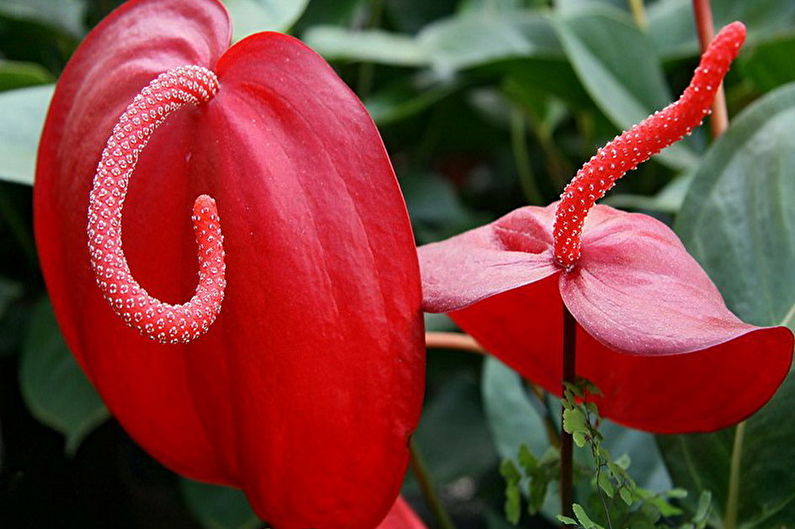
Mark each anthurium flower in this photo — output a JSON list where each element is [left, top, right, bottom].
[[419, 22, 793, 434], [34, 0, 424, 527]]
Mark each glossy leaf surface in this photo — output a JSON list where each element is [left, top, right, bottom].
[[660, 82, 795, 529], [19, 299, 109, 455]]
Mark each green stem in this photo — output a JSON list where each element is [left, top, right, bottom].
[[355, 0, 383, 98], [510, 108, 544, 205], [409, 437, 457, 529], [724, 421, 746, 529], [560, 306, 577, 521], [628, 0, 648, 29]]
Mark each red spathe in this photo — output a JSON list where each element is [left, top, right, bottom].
[[420, 203, 793, 433], [34, 0, 424, 527]]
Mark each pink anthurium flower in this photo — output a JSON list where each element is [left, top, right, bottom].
[[419, 22, 793, 434], [33, 0, 424, 527]]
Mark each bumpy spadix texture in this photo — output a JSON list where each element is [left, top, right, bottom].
[[88, 66, 226, 344], [553, 22, 743, 269], [34, 0, 424, 528], [419, 22, 794, 433]]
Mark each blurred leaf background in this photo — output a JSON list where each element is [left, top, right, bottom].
[[0, 0, 793, 528]]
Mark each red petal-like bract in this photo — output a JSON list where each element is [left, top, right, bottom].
[[420, 22, 794, 433], [34, 0, 424, 527]]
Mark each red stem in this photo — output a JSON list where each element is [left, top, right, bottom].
[[692, 0, 729, 137]]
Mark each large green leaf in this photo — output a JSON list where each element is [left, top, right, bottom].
[[419, 12, 561, 75], [0, 84, 53, 185], [481, 357, 548, 460], [302, 26, 429, 66], [181, 480, 259, 529], [659, 83, 795, 529], [19, 299, 109, 455], [221, 0, 309, 41], [552, 5, 699, 170], [675, 84, 795, 330], [0, 0, 86, 37]]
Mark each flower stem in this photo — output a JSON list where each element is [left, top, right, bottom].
[[628, 0, 648, 29], [724, 421, 746, 529], [425, 332, 484, 354], [560, 306, 577, 521], [691, 0, 729, 137], [409, 437, 457, 529], [510, 107, 544, 205]]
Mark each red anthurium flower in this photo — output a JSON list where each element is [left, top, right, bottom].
[[419, 22, 793, 434], [34, 0, 424, 527], [377, 497, 428, 529]]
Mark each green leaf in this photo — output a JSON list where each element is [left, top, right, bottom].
[[366, 79, 455, 126], [303, 26, 428, 66], [0, 0, 87, 37], [661, 83, 795, 529], [481, 357, 548, 460], [741, 36, 795, 93], [19, 299, 108, 455], [562, 408, 587, 435], [180, 480, 260, 529], [222, 0, 308, 40], [573, 503, 603, 529], [418, 12, 561, 75], [410, 374, 498, 488], [597, 471, 614, 498], [0, 84, 54, 185], [604, 172, 693, 214], [0, 60, 54, 91], [552, 4, 699, 170], [557, 514, 578, 525], [647, 0, 795, 60], [675, 83, 795, 331]]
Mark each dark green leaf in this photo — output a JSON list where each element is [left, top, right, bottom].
[[0, 84, 53, 185], [481, 357, 548, 460], [741, 36, 795, 92], [19, 299, 108, 455], [180, 480, 260, 529], [0, 60, 54, 91]]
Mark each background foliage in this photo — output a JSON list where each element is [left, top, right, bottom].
[[0, 0, 793, 528]]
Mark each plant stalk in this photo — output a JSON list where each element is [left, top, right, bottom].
[[691, 0, 729, 137], [724, 421, 746, 529], [510, 107, 544, 205], [409, 437, 457, 529], [425, 332, 484, 354], [560, 306, 577, 521], [628, 0, 648, 29]]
